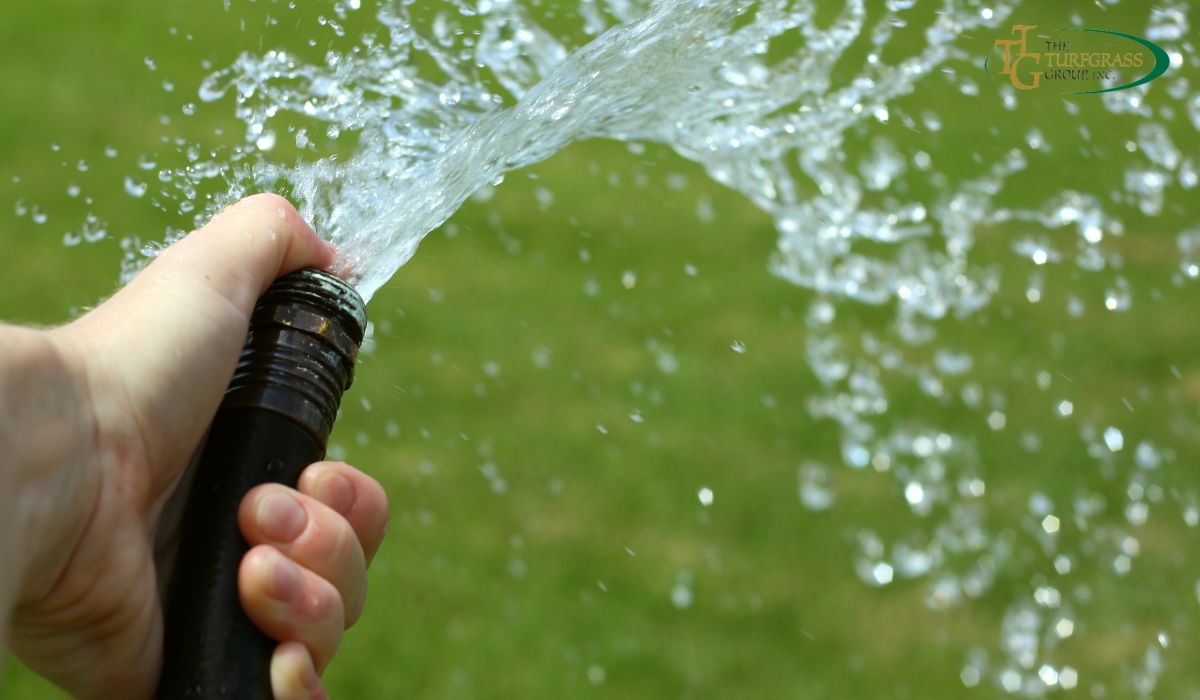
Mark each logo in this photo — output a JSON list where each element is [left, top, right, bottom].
[[986, 25, 1171, 94]]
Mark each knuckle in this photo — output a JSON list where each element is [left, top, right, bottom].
[[232, 194, 301, 236], [241, 192, 294, 214]]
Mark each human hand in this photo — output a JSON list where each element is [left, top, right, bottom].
[[3, 194, 388, 699]]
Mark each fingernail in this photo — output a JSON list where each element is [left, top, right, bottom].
[[267, 552, 302, 602], [258, 491, 307, 542], [314, 468, 355, 515]]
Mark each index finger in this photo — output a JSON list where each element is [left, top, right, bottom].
[[297, 461, 390, 563]]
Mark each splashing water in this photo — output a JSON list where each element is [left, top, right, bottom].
[[44, 0, 1200, 695], [146, 0, 1023, 305]]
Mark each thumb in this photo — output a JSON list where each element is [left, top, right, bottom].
[[129, 193, 336, 316], [61, 193, 336, 494]]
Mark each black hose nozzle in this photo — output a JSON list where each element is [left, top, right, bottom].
[[158, 267, 367, 699]]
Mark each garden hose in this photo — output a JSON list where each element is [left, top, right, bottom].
[[157, 268, 366, 699]]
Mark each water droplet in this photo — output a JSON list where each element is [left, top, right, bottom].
[[438, 86, 462, 107], [255, 130, 277, 151], [1104, 287, 1130, 312], [960, 665, 981, 688], [1103, 426, 1124, 452], [798, 463, 834, 510], [1059, 667, 1078, 690], [1041, 515, 1060, 534], [477, 461, 507, 494], [1113, 554, 1132, 574], [670, 578, 693, 609], [124, 177, 148, 198]]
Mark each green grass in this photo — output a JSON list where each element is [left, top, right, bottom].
[[3, 1, 1200, 698]]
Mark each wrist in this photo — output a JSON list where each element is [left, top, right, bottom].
[[0, 326, 97, 638]]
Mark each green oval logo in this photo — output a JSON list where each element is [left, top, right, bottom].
[[984, 25, 1172, 95]]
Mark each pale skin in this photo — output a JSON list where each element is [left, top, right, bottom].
[[0, 193, 389, 700]]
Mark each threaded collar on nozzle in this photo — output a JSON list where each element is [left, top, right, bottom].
[[223, 268, 368, 443]]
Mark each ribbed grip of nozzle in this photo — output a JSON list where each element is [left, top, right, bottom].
[[158, 268, 367, 700], [225, 267, 367, 443]]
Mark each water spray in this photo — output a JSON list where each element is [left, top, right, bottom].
[[157, 268, 367, 699]]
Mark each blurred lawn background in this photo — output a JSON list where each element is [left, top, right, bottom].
[[3, 1, 1199, 698]]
